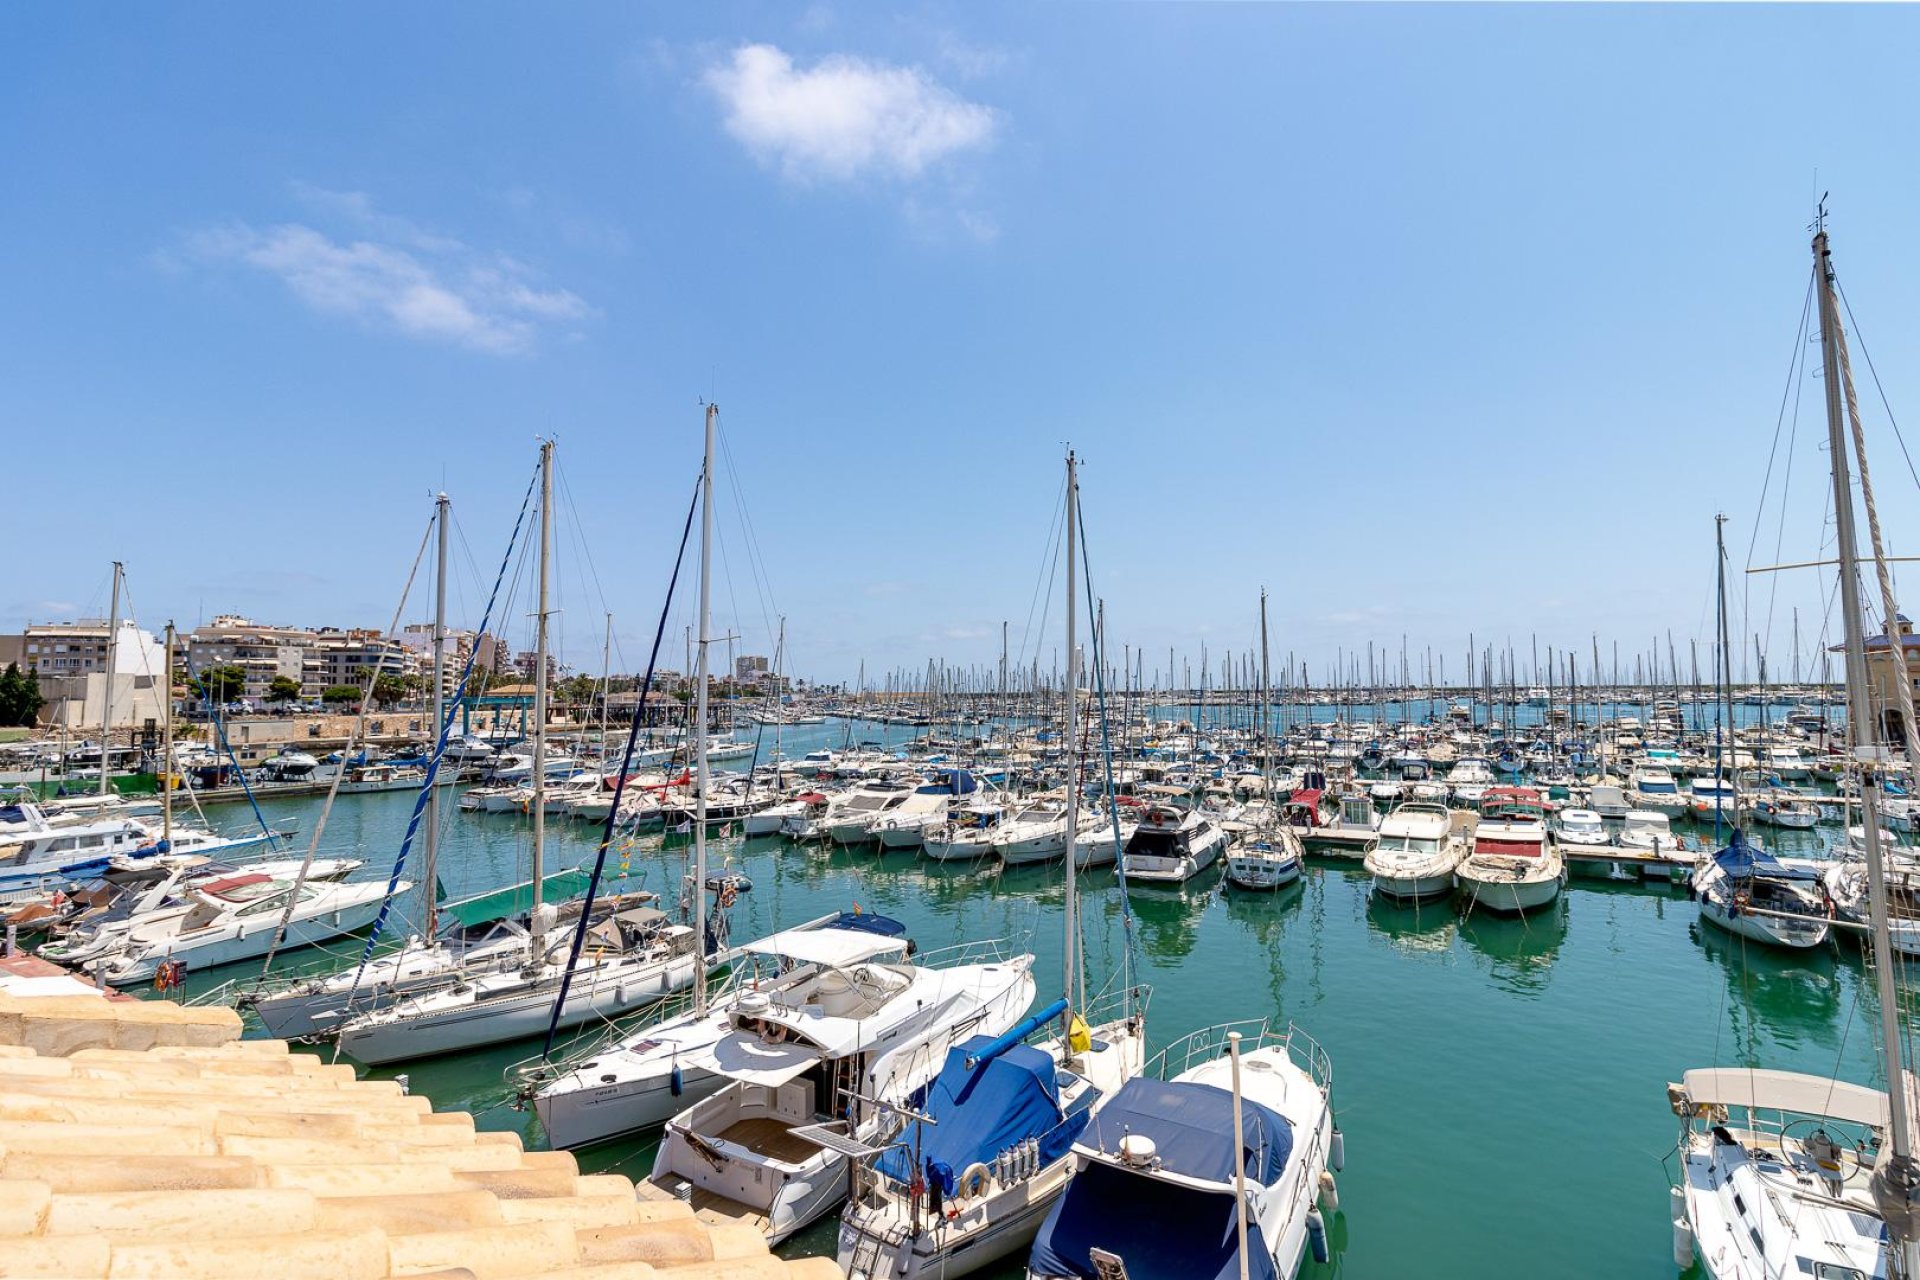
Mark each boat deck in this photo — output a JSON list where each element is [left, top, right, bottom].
[[716, 1115, 820, 1164], [686, 1186, 773, 1234]]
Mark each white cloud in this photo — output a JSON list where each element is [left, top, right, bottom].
[[704, 43, 997, 183], [180, 209, 589, 355]]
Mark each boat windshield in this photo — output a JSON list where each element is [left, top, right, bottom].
[[1376, 835, 1441, 854]]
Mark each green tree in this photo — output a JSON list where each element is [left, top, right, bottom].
[[0, 664, 28, 727], [321, 685, 362, 707], [19, 667, 43, 726], [190, 664, 248, 704], [371, 673, 410, 708], [267, 675, 303, 703]]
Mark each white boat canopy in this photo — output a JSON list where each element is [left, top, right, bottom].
[[743, 928, 906, 969], [708, 1036, 820, 1087], [1682, 1068, 1889, 1129]]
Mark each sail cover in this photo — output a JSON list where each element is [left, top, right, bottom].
[[1078, 1076, 1292, 1185], [1714, 831, 1817, 881], [1028, 1159, 1280, 1280], [874, 1037, 1087, 1187]]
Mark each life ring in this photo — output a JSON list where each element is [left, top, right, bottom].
[[956, 1162, 992, 1200]]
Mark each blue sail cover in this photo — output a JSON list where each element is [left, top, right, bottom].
[[918, 770, 978, 796], [1079, 1077, 1292, 1185], [875, 1039, 1088, 1187], [826, 911, 907, 938], [1028, 1160, 1279, 1280], [1715, 830, 1817, 881]]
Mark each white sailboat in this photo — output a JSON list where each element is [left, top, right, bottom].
[[335, 435, 729, 1065], [1672, 212, 1920, 1279]]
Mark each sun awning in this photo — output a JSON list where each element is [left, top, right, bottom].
[[742, 927, 906, 968], [1682, 1068, 1889, 1129], [708, 1035, 820, 1087]]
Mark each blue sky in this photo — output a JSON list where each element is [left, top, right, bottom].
[[5, 3, 1919, 687]]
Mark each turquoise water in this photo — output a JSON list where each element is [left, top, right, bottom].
[[161, 718, 1896, 1278]]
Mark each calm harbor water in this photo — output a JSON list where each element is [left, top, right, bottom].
[[164, 717, 1893, 1279]]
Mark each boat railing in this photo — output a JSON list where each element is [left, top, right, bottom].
[[1149, 1017, 1334, 1096], [503, 965, 753, 1097], [912, 935, 1019, 969]]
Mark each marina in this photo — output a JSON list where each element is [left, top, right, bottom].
[[8, 701, 1863, 1278], [12, 7, 1920, 1278]]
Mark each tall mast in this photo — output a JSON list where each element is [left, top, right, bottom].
[[1259, 589, 1271, 786], [1814, 217, 1920, 1255], [694, 405, 717, 1017], [426, 493, 449, 937], [1715, 514, 1735, 837], [161, 620, 174, 846], [99, 561, 122, 797], [531, 443, 554, 936], [1061, 449, 1082, 1040]]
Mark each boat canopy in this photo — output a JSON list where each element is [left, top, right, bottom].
[[1714, 831, 1817, 881], [442, 867, 593, 931], [743, 926, 907, 968], [1079, 1076, 1292, 1186], [707, 1035, 819, 1088], [1681, 1068, 1888, 1129], [1029, 1159, 1279, 1280], [917, 769, 977, 796], [875, 1037, 1087, 1188]]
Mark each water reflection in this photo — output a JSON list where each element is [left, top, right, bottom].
[[1457, 900, 1568, 996], [1690, 918, 1840, 1051], [1364, 889, 1459, 957]]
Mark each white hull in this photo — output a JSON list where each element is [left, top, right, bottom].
[[1225, 852, 1302, 890], [339, 952, 702, 1065], [99, 891, 392, 985], [1369, 868, 1456, 901], [1698, 895, 1830, 949], [1455, 863, 1563, 913]]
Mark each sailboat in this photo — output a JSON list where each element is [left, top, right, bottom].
[[1670, 211, 1920, 1278], [1227, 590, 1306, 891], [835, 450, 1147, 1280], [334, 438, 733, 1066]]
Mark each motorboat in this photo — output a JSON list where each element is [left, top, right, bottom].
[[1027, 1020, 1339, 1280], [1446, 757, 1496, 805], [873, 772, 977, 852], [34, 854, 362, 965], [1363, 801, 1469, 902], [530, 914, 914, 1149], [1627, 766, 1690, 820], [1688, 775, 1741, 823], [646, 944, 1038, 1243], [825, 779, 917, 846], [1691, 832, 1830, 949], [1224, 823, 1305, 891], [1619, 810, 1685, 857], [1118, 804, 1226, 885], [1455, 787, 1563, 914], [84, 870, 401, 985], [994, 800, 1109, 869], [1553, 808, 1609, 847]]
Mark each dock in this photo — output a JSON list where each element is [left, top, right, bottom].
[[0, 980, 844, 1279]]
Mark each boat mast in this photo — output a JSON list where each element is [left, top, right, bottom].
[[427, 492, 449, 938], [1259, 589, 1271, 793], [531, 443, 553, 940], [1061, 448, 1081, 1044], [161, 621, 174, 847], [1715, 514, 1736, 837], [1814, 216, 1920, 1259], [694, 405, 717, 1018], [99, 560, 121, 797]]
